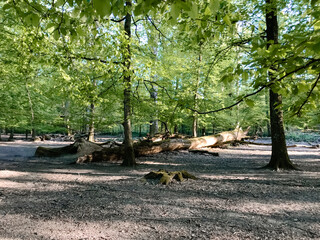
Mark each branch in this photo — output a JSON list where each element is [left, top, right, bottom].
[[146, 16, 171, 42], [144, 80, 174, 100], [110, 17, 126, 23], [132, 16, 140, 41], [293, 72, 320, 117], [68, 55, 121, 64], [204, 37, 254, 83], [98, 79, 118, 98], [189, 58, 320, 114]]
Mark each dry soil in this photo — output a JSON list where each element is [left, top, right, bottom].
[[0, 138, 319, 240]]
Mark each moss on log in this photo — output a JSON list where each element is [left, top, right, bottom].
[[144, 169, 197, 185]]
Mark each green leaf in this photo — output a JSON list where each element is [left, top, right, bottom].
[[170, 3, 180, 19], [188, 4, 198, 19], [245, 99, 255, 108], [25, 13, 40, 27], [71, 8, 81, 18], [56, 0, 65, 7], [93, 0, 111, 17], [134, 3, 143, 16], [209, 0, 220, 14], [53, 30, 60, 40], [204, 7, 211, 16], [223, 14, 231, 26]]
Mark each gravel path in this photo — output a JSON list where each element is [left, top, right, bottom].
[[0, 140, 319, 240]]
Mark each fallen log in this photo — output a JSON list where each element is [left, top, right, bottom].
[[35, 138, 103, 157], [76, 127, 249, 163], [34, 128, 249, 163]]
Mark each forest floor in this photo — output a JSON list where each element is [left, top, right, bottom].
[[0, 136, 319, 240]]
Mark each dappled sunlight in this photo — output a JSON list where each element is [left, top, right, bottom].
[[0, 170, 29, 178], [0, 169, 133, 191], [236, 201, 319, 216], [199, 174, 265, 181], [39, 172, 132, 183], [141, 161, 183, 166]]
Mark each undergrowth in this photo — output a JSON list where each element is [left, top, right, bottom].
[[285, 131, 320, 142]]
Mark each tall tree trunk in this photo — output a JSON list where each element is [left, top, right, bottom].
[[149, 46, 159, 137], [149, 87, 158, 137], [264, 0, 296, 170], [192, 50, 202, 137], [64, 101, 72, 136], [25, 130, 28, 140], [87, 79, 96, 142], [26, 82, 36, 140], [87, 103, 95, 142], [31, 128, 36, 139], [9, 128, 14, 140], [122, 0, 136, 166], [265, 89, 271, 136]]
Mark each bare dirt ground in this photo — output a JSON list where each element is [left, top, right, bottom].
[[0, 137, 319, 240]]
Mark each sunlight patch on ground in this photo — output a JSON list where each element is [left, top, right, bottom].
[[0, 214, 153, 240], [39, 173, 132, 183], [236, 201, 319, 215], [0, 170, 28, 178], [0, 180, 35, 190], [289, 151, 320, 156], [199, 174, 264, 181], [141, 161, 182, 166]]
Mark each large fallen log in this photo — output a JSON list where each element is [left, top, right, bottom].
[[35, 138, 103, 157], [34, 128, 249, 163], [76, 127, 249, 163]]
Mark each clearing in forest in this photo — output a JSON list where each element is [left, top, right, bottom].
[[0, 140, 319, 240]]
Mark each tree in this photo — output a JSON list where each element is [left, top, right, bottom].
[[263, 0, 296, 170], [121, 0, 136, 166]]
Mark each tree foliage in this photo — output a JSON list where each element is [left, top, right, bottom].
[[0, 0, 319, 140]]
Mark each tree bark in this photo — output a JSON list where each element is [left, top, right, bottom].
[[149, 46, 159, 137], [9, 128, 14, 140], [87, 102, 95, 142], [76, 128, 249, 163], [26, 82, 36, 140], [264, 0, 296, 170], [192, 50, 202, 137], [121, 0, 136, 166]]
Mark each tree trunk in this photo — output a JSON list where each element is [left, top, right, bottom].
[[122, 0, 136, 166], [149, 87, 158, 137], [149, 46, 159, 137], [26, 82, 36, 140], [31, 128, 36, 139], [192, 51, 202, 138], [174, 125, 178, 134], [87, 102, 95, 142], [64, 101, 72, 136], [201, 127, 206, 136], [265, 89, 271, 136], [9, 128, 14, 140], [264, 0, 296, 170]]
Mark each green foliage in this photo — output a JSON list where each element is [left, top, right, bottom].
[[285, 130, 320, 143], [0, 0, 319, 139]]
